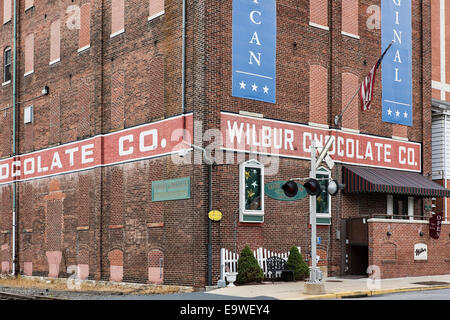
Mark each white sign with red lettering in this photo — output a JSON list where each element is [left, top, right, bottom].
[[0, 114, 193, 185], [221, 112, 421, 172]]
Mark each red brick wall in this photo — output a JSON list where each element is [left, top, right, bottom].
[[392, 124, 408, 139], [368, 221, 450, 278], [0, 0, 434, 287]]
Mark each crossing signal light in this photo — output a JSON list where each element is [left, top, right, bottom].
[[327, 180, 345, 196], [281, 181, 299, 198], [303, 178, 322, 196], [282, 179, 345, 198]]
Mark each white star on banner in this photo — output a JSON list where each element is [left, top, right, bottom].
[[263, 85, 269, 94], [252, 83, 258, 92], [387, 108, 392, 116], [239, 81, 246, 89], [403, 111, 408, 118], [395, 110, 400, 117]]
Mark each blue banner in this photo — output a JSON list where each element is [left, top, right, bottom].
[[381, 0, 413, 126], [232, 0, 276, 104]]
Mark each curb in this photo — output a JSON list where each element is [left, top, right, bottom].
[[302, 285, 450, 299]]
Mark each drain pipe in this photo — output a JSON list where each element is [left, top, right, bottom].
[[181, 0, 186, 114], [11, 0, 18, 276], [444, 113, 447, 220]]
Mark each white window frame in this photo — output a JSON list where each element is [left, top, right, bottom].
[[239, 159, 264, 222], [24, 105, 33, 124], [315, 166, 331, 220]]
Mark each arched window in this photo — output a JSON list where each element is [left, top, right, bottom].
[[316, 167, 331, 225], [3, 47, 11, 83], [239, 159, 264, 223], [309, 64, 328, 126]]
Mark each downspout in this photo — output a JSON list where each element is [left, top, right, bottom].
[[444, 114, 447, 220], [207, 162, 212, 287], [99, 0, 105, 281], [11, 0, 18, 276], [181, 0, 186, 115]]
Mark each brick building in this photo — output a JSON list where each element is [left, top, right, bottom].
[[0, 0, 448, 288]]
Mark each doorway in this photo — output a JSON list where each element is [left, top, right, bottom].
[[345, 217, 369, 276]]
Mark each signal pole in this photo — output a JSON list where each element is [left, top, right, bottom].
[[310, 140, 318, 281], [304, 140, 326, 294], [282, 138, 340, 293]]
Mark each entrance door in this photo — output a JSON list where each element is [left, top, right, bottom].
[[345, 217, 369, 276]]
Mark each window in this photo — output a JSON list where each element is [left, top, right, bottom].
[[309, 65, 328, 127], [392, 195, 408, 219], [239, 159, 264, 223], [78, 3, 91, 52], [24, 105, 33, 124], [387, 195, 414, 220], [309, 0, 328, 30], [111, 0, 124, 37], [149, 0, 164, 20], [341, 0, 359, 38], [25, 0, 34, 11], [50, 19, 60, 65], [3, 0, 11, 24], [315, 167, 331, 224], [3, 47, 11, 83], [341, 72, 359, 131], [24, 33, 34, 76], [316, 169, 330, 214]]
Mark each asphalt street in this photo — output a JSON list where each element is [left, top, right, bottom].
[[93, 291, 277, 300], [341, 288, 450, 300], [89, 288, 450, 300]]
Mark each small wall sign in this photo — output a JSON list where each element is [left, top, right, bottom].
[[264, 181, 307, 201], [208, 210, 223, 222], [429, 212, 443, 239], [414, 243, 427, 261], [152, 177, 191, 202]]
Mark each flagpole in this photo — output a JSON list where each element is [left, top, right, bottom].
[[334, 41, 394, 127], [334, 86, 361, 126]]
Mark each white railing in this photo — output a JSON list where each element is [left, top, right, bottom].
[[220, 246, 301, 280]]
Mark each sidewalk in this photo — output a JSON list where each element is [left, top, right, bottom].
[[205, 274, 450, 300]]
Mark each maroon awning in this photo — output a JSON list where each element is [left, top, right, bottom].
[[342, 165, 450, 198]]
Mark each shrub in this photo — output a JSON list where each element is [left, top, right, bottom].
[[286, 246, 310, 281], [236, 246, 264, 285]]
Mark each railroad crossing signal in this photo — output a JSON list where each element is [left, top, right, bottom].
[[282, 178, 344, 198]]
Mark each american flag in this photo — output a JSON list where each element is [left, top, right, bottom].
[[360, 42, 393, 111]]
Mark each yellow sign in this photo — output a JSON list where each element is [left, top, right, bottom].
[[208, 210, 222, 221]]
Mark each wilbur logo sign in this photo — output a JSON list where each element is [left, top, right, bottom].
[[381, 0, 413, 126], [232, 0, 276, 104]]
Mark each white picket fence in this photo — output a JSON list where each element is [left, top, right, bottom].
[[220, 246, 301, 280]]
